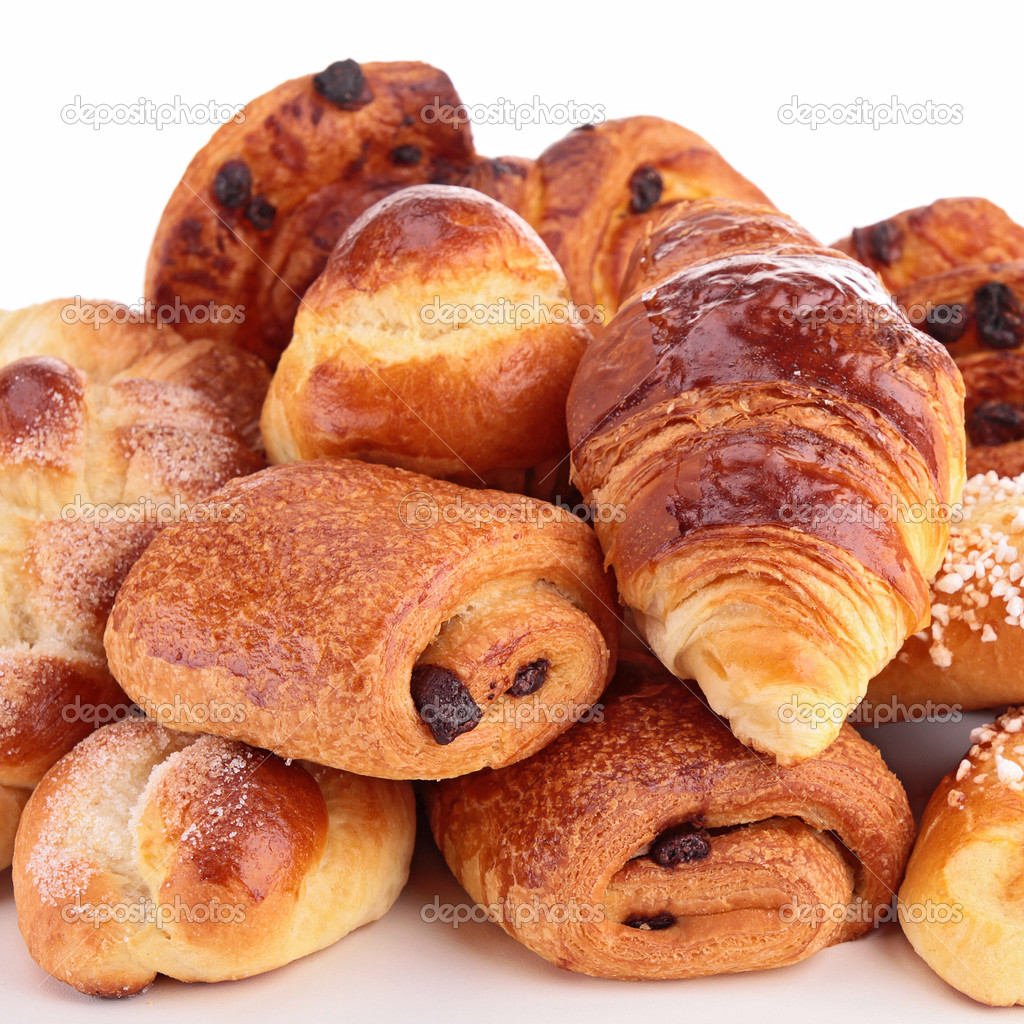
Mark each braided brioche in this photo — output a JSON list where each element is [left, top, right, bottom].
[[0, 300, 264, 868]]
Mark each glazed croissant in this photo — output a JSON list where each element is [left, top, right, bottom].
[[0, 300, 265, 869], [567, 199, 966, 763], [13, 717, 415, 996], [104, 459, 619, 779], [426, 651, 914, 980]]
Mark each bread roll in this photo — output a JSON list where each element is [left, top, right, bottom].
[[104, 459, 619, 779], [260, 185, 588, 480], [427, 652, 914, 980], [0, 300, 264, 869], [899, 708, 1024, 1005], [13, 716, 414, 996], [146, 60, 478, 364]]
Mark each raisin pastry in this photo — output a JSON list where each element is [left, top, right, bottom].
[[427, 652, 914, 980], [899, 708, 1024, 1005], [567, 199, 965, 764], [509, 116, 771, 314], [260, 185, 588, 481], [13, 717, 414, 996], [104, 459, 619, 780], [959, 351, 1024, 477], [867, 471, 1024, 717], [146, 60, 478, 364], [0, 300, 264, 869], [833, 197, 1024, 294]]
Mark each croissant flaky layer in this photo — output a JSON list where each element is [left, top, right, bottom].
[[104, 459, 619, 780], [567, 199, 966, 763], [13, 718, 415, 996], [426, 653, 914, 980]]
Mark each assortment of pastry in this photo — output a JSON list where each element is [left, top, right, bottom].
[[4, 56, 1024, 1008]]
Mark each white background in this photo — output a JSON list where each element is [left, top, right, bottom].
[[1, 0, 1020, 1020]]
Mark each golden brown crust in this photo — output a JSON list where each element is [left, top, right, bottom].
[[13, 717, 415, 995], [146, 61, 478, 364], [105, 459, 620, 779], [460, 155, 538, 221], [426, 652, 914, 980], [619, 198, 821, 304], [566, 199, 965, 763], [833, 198, 1024, 294], [899, 709, 1024, 1005], [0, 300, 264, 868], [260, 185, 588, 478], [523, 117, 771, 313], [867, 472, 1024, 719]]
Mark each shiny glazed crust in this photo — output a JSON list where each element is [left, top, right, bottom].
[[260, 186, 588, 478], [567, 199, 966, 763]]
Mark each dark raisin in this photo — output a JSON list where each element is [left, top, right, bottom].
[[313, 59, 367, 109], [504, 659, 550, 698], [213, 159, 252, 209], [922, 303, 968, 345], [244, 194, 276, 231], [629, 166, 662, 214], [967, 401, 1024, 447], [576, 122, 596, 131], [650, 829, 711, 866], [429, 159, 466, 186], [390, 145, 422, 166], [623, 912, 676, 931], [867, 220, 904, 264], [975, 282, 1024, 349], [490, 158, 518, 176], [411, 665, 482, 744]]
